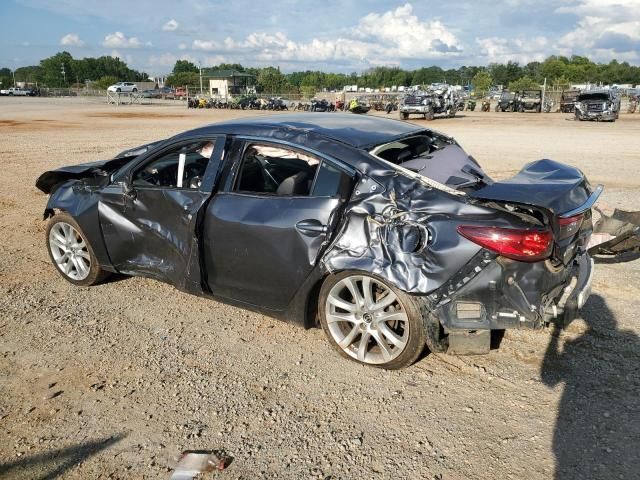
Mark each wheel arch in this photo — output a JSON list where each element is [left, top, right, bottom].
[[43, 182, 116, 272]]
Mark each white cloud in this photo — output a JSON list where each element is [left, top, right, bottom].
[[356, 3, 461, 57], [553, 1, 640, 61], [102, 32, 143, 48], [162, 19, 179, 32], [192, 39, 220, 51], [191, 3, 461, 65], [476, 36, 549, 64], [557, 5, 640, 44], [60, 33, 84, 47], [178, 43, 187, 50]]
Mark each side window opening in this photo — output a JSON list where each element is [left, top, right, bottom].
[[235, 145, 319, 196], [132, 140, 215, 189], [234, 143, 354, 198]]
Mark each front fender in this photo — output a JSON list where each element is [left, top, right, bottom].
[[44, 180, 115, 271]]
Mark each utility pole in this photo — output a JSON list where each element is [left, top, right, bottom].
[[12, 69, 16, 87], [198, 61, 203, 95], [61, 63, 66, 85]]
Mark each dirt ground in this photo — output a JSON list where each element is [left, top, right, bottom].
[[0, 97, 638, 479]]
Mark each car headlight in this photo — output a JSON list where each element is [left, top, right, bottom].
[[421, 99, 428, 105]]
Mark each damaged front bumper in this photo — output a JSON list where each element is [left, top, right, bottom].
[[575, 109, 616, 121], [430, 252, 593, 332], [400, 105, 430, 114]]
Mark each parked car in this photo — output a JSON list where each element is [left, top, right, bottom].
[[140, 89, 162, 99], [1, 87, 30, 96], [495, 91, 516, 112], [107, 82, 138, 93], [36, 114, 600, 369], [174, 87, 187, 100], [574, 89, 620, 122], [517, 90, 542, 112]]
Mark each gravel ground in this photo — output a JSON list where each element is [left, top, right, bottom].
[[0, 97, 639, 479]]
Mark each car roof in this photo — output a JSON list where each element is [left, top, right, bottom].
[[186, 113, 424, 150]]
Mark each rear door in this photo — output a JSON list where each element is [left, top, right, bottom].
[[203, 139, 355, 310]]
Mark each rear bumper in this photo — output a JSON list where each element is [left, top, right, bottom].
[[431, 252, 593, 331]]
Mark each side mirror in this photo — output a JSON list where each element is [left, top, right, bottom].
[[118, 181, 136, 199]]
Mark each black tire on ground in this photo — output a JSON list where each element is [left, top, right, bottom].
[[46, 211, 109, 287], [318, 271, 428, 369], [400, 111, 409, 120], [132, 88, 137, 92], [116, 88, 121, 93]]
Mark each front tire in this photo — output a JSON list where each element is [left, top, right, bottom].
[[46, 212, 108, 286], [318, 271, 426, 369]]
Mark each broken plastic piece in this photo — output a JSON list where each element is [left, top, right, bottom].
[[588, 207, 640, 256], [170, 451, 225, 479]]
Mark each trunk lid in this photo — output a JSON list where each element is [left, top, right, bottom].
[[469, 159, 603, 264], [469, 159, 597, 215]]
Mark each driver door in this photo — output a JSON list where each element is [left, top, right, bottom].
[[99, 136, 224, 291]]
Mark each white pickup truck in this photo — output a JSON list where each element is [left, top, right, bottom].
[[0, 87, 30, 96]]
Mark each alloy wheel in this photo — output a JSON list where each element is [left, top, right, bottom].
[[325, 275, 409, 365], [48, 221, 91, 281]]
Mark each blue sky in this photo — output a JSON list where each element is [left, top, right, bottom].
[[1, 0, 639, 74]]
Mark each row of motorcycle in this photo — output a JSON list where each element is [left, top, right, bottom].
[[187, 96, 289, 110], [186, 95, 375, 114]]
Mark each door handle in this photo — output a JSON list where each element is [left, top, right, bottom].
[[296, 219, 327, 236]]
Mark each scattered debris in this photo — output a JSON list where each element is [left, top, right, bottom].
[[588, 207, 640, 257], [170, 451, 226, 479]]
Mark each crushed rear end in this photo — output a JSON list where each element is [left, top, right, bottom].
[[428, 159, 601, 353]]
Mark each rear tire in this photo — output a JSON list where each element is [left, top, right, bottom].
[[46, 212, 108, 287], [318, 271, 426, 369]]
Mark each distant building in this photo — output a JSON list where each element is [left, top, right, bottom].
[[203, 69, 255, 98]]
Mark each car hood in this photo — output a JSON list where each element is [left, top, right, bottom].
[[469, 159, 598, 215], [35, 140, 163, 194]]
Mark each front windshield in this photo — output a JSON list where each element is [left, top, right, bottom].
[[579, 93, 608, 102]]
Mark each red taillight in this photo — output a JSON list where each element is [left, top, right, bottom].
[[457, 225, 553, 262], [558, 214, 584, 240]]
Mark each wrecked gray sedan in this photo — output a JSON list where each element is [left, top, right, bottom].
[[36, 114, 601, 369]]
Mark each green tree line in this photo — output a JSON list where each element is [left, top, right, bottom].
[[3, 52, 640, 93], [0, 51, 147, 89]]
